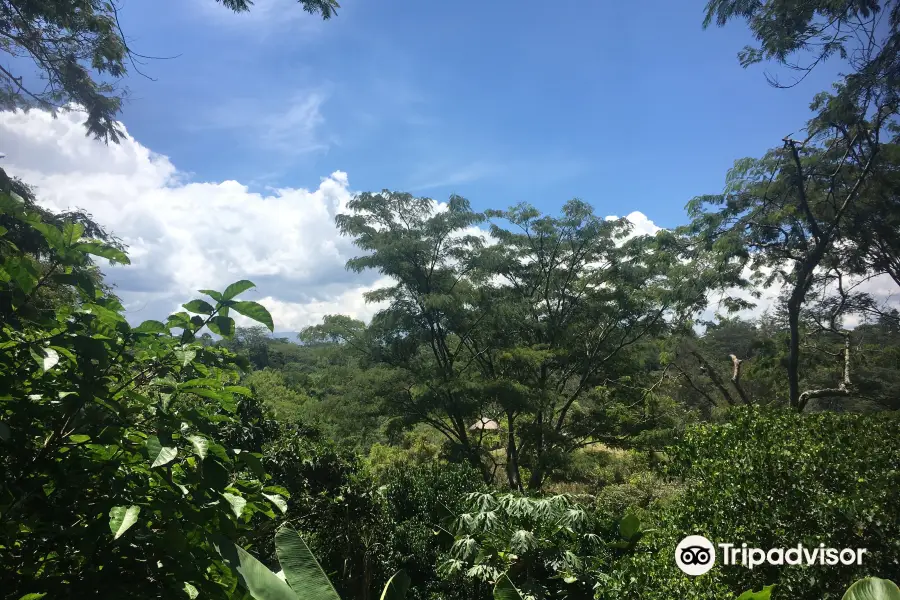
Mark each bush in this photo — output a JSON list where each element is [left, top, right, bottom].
[[597, 407, 900, 600], [0, 191, 283, 598], [381, 461, 488, 600]]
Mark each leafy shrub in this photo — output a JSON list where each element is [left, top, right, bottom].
[[218, 525, 411, 600], [0, 191, 283, 598], [441, 492, 625, 600], [258, 425, 390, 600], [380, 462, 488, 600], [597, 407, 900, 600]]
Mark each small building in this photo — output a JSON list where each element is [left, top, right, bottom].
[[469, 417, 500, 431]]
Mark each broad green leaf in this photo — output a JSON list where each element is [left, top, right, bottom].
[[240, 452, 265, 478], [380, 570, 411, 600], [146, 436, 178, 468], [62, 222, 85, 246], [17, 594, 46, 600], [175, 348, 197, 367], [263, 493, 288, 514], [213, 537, 296, 600], [183, 299, 214, 315], [275, 526, 341, 600], [68, 434, 90, 443], [32, 222, 65, 250], [619, 514, 640, 540], [842, 578, 900, 600], [167, 312, 192, 329], [225, 385, 252, 396], [188, 435, 208, 460], [29, 347, 59, 372], [230, 301, 274, 332], [264, 485, 291, 498], [223, 280, 256, 300], [181, 387, 228, 402], [83, 303, 126, 323], [223, 492, 247, 518], [183, 583, 199, 599], [208, 315, 236, 338], [0, 190, 25, 210], [134, 320, 168, 334], [109, 505, 141, 540], [50, 346, 76, 363], [181, 378, 221, 389], [0, 422, 10, 441], [199, 289, 224, 302], [493, 574, 524, 600], [737, 585, 775, 600], [74, 241, 131, 264]]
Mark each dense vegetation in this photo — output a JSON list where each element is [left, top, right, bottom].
[[1, 0, 899, 599]]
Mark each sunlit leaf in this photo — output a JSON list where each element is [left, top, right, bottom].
[[30, 347, 59, 372], [842, 578, 900, 600], [380, 570, 411, 600], [262, 493, 288, 514], [109, 505, 141, 540], [183, 583, 199, 599], [146, 436, 178, 468], [275, 526, 341, 600], [213, 537, 296, 600], [188, 435, 208, 460], [223, 280, 256, 300], [230, 301, 274, 332], [74, 241, 130, 264], [223, 492, 247, 518]]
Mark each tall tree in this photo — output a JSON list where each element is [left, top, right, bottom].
[[482, 201, 705, 489], [690, 0, 900, 410], [0, 0, 340, 141], [333, 191, 495, 479]]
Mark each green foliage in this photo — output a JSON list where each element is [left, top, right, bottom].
[[380, 462, 487, 600], [493, 574, 525, 600], [246, 369, 310, 422], [599, 408, 900, 600], [0, 192, 281, 597], [842, 578, 900, 600], [737, 586, 775, 600], [218, 525, 407, 600], [274, 526, 342, 599], [332, 192, 703, 489], [441, 492, 645, 600]]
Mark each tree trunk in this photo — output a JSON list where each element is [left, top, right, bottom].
[[787, 289, 803, 411], [787, 259, 820, 411], [798, 331, 852, 410], [527, 465, 544, 491], [505, 411, 523, 491]]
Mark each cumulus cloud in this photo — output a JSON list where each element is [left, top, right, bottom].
[[0, 108, 378, 332], [197, 90, 331, 157], [0, 108, 683, 334]]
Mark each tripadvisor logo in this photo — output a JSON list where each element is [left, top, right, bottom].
[[675, 536, 868, 576]]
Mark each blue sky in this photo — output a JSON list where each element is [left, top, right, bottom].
[[2, 0, 861, 331], [114, 0, 842, 229]]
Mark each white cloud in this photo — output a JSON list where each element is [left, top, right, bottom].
[[0, 108, 376, 332], [196, 90, 331, 157]]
